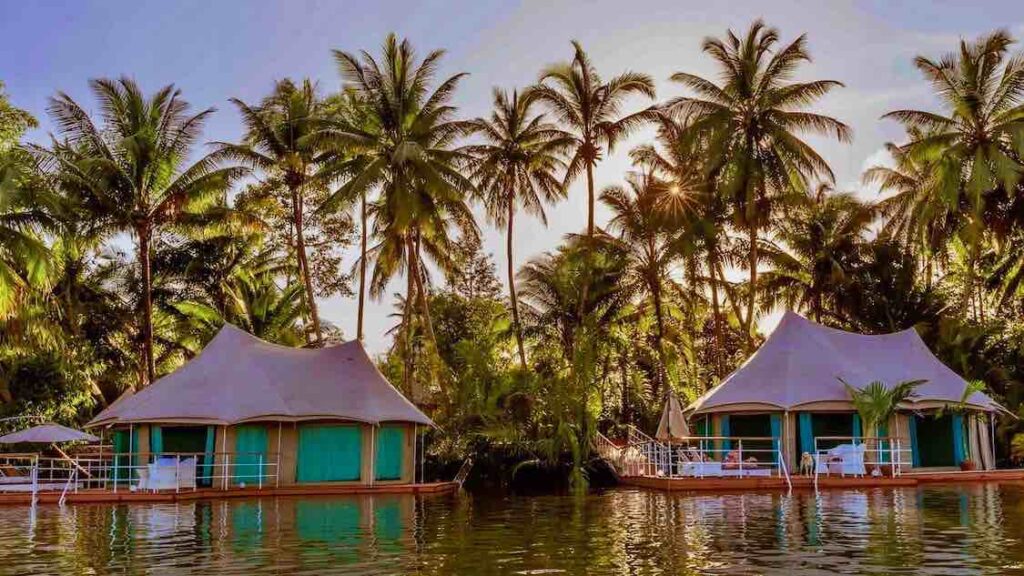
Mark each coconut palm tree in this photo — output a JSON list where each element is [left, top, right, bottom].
[[841, 378, 924, 471], [530, 41, 656, 240], [40, 78, 245, 386], [0, 152, 51, 319], [213, 78, 331, 345], [599, 171, 678, 397], [465, 88, 571, 369], [881, 30, 1024, 316], [325, 35, 477, 395], [668, 20, 851, 349], [760, 185, 875, 323]]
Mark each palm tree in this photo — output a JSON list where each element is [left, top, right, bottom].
[[861, 132, 953, 286], [41, 78, 245, 386], [173, 270, 305, 348], [466, 88, 570, 369], [0, 152, 51, 319], [213, 78, 331, 345], [881, 30, 1024, 316], [668, 20, 851, 349], [599, 171, 678, 397], [530, 42, 656, 241], [841, 378, 924, 470], [630, 112, 735, 377], [760, 184, 875, 323], [326, 35, 477, 396]]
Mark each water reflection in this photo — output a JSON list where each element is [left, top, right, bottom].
[[1, 484, 1023, 574]]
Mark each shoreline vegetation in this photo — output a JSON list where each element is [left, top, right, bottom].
[[3, 22, 1024, 491]]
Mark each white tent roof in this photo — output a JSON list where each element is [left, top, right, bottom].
[[86, 324, 433, 428], [0, 423, 98, 444], [689, 311, 1003, 415]]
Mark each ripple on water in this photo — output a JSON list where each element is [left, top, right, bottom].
[[0, 484, 1023, 575]]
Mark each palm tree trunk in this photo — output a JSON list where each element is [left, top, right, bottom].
[[412, 233, 437, 348], [292, 187, 322, 345], [709, 261, 725, 378], [651, 274, 668, 400], [577, 158, 597, 325], [137, 225, 155, 388], [357, 189, 367, 341], [745, 224, 758, 351], [403, 237, 416, 400], [586, 160, 596, 238], [507, 205, 527, 370]]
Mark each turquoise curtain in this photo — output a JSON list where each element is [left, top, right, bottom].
[[878, 420, 890, 464], [952, 413, 966, 465], [852, 414, 862, 440], [375, 426, 404, 481], [909, 415, 921, 467], [799, 413, 814, 455], [770, 414, 782, 463], [720, 415, 731, 452], [112, 428, 139, 482], [297, 425, 362, 482], [233, 425, 269, 485], [150, 426, 163, 457], [202, 426, 216, 487]]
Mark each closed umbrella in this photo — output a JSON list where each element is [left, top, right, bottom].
[[656, 392, 690, 441]]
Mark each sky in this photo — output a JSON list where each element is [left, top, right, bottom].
[[2, 0, 1023, 353]]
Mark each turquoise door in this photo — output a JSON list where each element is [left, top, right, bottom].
[[233, 425, 268, 485], [297, 425, 362, 482], [375, 425, 404, 481]]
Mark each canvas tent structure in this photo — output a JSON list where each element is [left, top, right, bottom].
[[87, 324, 433, 487], [687, 311, 1005, 471]]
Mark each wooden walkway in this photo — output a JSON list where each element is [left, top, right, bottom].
[[620, 469, 1024, 492], [0, 481, 459, 506]]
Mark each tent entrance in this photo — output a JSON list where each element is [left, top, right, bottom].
[[915, 414, 955, 467], [809, 413, 856, 450], [728, 415, 774, 458], [297, 424, 363, 483], [154, 426, 214, 487]]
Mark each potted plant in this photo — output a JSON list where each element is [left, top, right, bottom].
[[842, 378, 925, 476], [960, 459, 977, 471]]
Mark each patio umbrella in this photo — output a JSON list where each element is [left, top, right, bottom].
[[656, 392, 690, 441], [0, 423, 98, 444]]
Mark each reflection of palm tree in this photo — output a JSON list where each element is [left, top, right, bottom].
[[669, 20, 850, 348], [43, 78, 246, 386], [466, 88, 570, 369]]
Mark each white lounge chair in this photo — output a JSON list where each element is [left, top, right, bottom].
[[815, 443, 867, 477]]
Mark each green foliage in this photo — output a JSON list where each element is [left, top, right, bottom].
[[841, 378, 925, 437], [5, 25, 1024, 480]]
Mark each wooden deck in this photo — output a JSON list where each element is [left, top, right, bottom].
[[620, 468, 1024, 492], [0, 481, 459, 506]]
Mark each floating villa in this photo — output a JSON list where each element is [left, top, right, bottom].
[[603, 312, 1021, 490], [0, 325, 457, 504]]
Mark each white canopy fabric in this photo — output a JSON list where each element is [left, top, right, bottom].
[[655, 392, 690, 441], [689, 311, 1003, 415], [86, 324, 433, 428], [0, 423, 99, 444]]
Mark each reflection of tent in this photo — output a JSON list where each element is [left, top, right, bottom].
[[0, 423, 98, 444], [656, 392, 690, 441]]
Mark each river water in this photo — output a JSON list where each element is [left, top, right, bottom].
[[2, 484, 1024, 575]]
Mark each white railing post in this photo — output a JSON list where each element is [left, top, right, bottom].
[[738, 439, 744, 474], [223, 454, 230, 490], [175, 455, 181, 493], [258, 454, 263, 490]]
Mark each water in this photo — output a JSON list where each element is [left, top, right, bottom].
[[3, 484, 1024, 575]]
